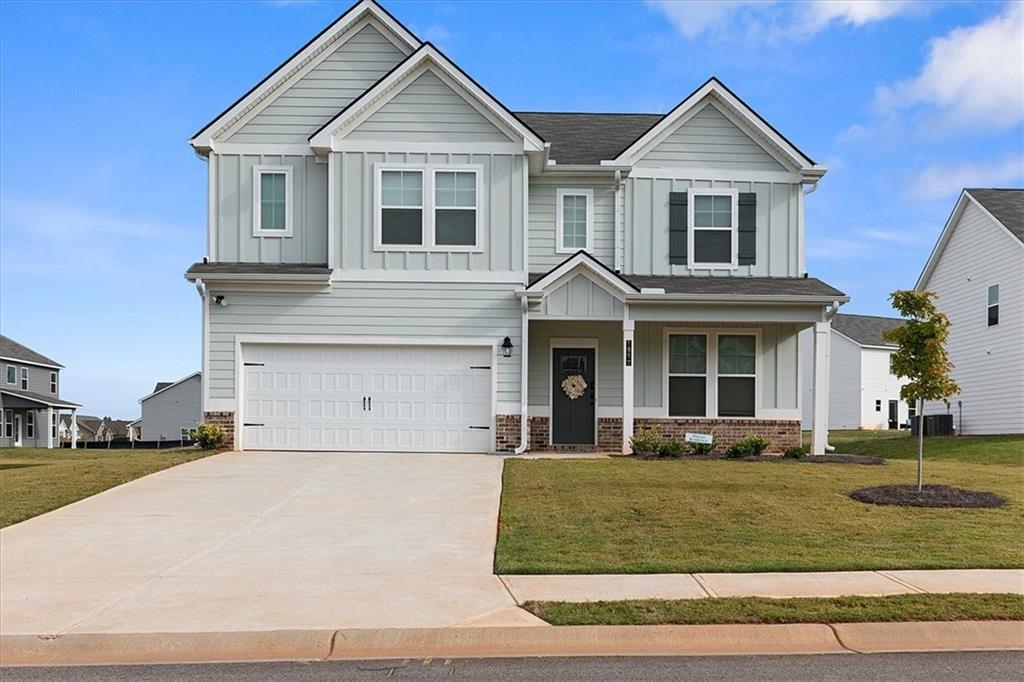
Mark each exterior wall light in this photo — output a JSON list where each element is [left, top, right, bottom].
[[500, 336, 514, 358]]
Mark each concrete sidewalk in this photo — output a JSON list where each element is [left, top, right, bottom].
[[499, 569, 1024, 603]]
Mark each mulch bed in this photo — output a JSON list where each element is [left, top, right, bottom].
[[849, 484, 1007, 508]]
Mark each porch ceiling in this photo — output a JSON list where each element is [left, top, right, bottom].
[[0, 388, 81, 409]]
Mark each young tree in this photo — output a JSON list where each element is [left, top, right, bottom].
[[884, 290, 960, 491]]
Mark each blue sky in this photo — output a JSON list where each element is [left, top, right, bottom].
[[1, 0, 1022, 417]]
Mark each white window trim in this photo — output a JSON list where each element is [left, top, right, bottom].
[[252, 165, 294, 237], [50, 371, 57, 394], [5, 365, 15, 385], [687, 187, 739, 271], [555, 189, 595, 254], [3, 409, 10, 438], [26, 410, 35, 438], [987, 283, 999, 326], [20, 367, 28, 390], [373, 163, 483, 253], [666, 332, 709, 418], [662, 328, 761, 419]]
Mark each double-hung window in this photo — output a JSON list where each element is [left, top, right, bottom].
[[252, 166, 293, 237], [987, 284, 999, 326], [50, 372, 57, 394], [689, 189, 737, 268], [3, 410, 11, 438], [667, 334, 707, 417], [556, 189, 593, 253], [717, 334, 757, 417], [377, 166, 480, 250], [25, 411, 34, 439], [20, 368, 28, 390], [5, 365, 15, 385]]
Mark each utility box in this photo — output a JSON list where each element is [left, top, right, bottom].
[[910, 414, 954, 437]]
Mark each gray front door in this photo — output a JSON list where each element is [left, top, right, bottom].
[[552, 348, 595, 445]]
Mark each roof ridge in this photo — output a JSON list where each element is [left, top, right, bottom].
[[835, 312, 905, 321], [515, 110, 663, 117]]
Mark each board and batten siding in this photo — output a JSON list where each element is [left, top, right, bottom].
[[528, 179, 617, 272], [140, 374, 202, 441], [920, 201, 1024, 434], [225, 23, 409, 144], [214, 154, 327, 263], [206, 282, 522, 405], [332, 151, 525, 272], [348, 71, 514, 143], [636, 104, 787, 171], [532, 273, 625, 319]]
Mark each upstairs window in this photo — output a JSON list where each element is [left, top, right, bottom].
[[556, 189, 593, 253], [20, 367, 28, 390], [434, 171, 477, 246], [50, 372, 57, 394], [689, 189, 737, 268], [988, 284, 999, 326], [380, 170, 424, 246], [253, 166, 293, 237], [5, 365, 15, 385], [376, 166, 480, 251]]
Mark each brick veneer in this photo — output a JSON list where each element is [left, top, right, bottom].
[[203, 411, 235, 450], [495, 414, 521, 452], [634, 417, 800, 454]]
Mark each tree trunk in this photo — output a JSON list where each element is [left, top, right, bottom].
[[917, 397, 925, 492]]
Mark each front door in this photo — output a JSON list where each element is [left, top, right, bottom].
[[13, 414, 22, 447], [552, 348, 595, 445], [888, 400, 899, 430]]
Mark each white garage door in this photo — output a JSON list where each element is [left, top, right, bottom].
[[241, 343, 494, 452]]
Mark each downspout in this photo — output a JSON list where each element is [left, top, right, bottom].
[[613, 170, 624, 272], [514, 296, 530, 454], [823, 299, 842, 453]]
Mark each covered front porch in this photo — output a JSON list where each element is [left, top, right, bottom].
[[0, 389, 82, 449], [513, 252, 847, 455]]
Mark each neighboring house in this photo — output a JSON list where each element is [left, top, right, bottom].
[[59, 414, 101, 443], [127, 419, 142, 441], [916, 188, 1024, 435], [94, 418, 133, 442], [799, 314, 909, 431], [1, 335, 82, 448], [137, 372, 202, 441], [184, 0, 847, 455]]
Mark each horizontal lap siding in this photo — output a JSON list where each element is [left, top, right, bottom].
[[798, 328, 862, 429], [206, 283, 522, 404], [140, 375, 202, 441], [529, 180, 616, 271], [226, 24, 408, 144], [215, 154, 327, 263]]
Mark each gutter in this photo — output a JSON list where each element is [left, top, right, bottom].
[[513, 296, 530, 455]]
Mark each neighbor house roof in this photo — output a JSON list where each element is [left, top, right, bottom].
[[140, 371, 201, 403], [831, 313, 905, 348], [0, 334, 64, 369], [153, 382, 173, 393], [515, 112, 662, 165], [966, 188, 1024, 243]]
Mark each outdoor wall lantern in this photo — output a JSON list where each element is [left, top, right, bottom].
[[500, 336, 514, 358]]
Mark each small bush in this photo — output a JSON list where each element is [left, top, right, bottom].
[[659, 439, 686, 458], [688, 437, 715, 456], [192, 422, 227, 450], [630, 425, 663, 457], [784, 444, 809, 459], [725, 434, 771, 458]]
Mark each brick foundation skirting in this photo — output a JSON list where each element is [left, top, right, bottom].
[[203, 411, 235, 450]]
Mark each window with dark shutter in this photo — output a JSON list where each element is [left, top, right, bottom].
[[737, 192, 757, 265], [669, 192, 688, 265]]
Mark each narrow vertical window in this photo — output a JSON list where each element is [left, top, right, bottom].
[[5, 365, 15, 385], [380, 170, 424, 245], [556, 189, 593, 253], [20, 367, 28, 390], [252, 166, 293, 236], [50, 372, 57, 394], [3, 410, 11, 438], [26, 411, 35, 438], [987, 284, 999, 326], [717, 334, 756, 417], [434, 171, 477, 246], [667, 334, 707, 417]]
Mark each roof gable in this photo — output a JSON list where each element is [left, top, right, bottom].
[[190, 0, 419, 151], [309, 43, 545, 153], [526, 251, 639, 297], [966, 189, 1024, 243], [140, 371, 202, 403]]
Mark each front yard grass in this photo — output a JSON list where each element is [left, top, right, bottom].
[[806, 430, 1023, 466], [524, 593, 1024, 626], [0, 447, 218, 527], [495, 455, 1024, 574]]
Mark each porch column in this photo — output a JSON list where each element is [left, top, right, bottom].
[[811, 320, 831, 456], [622, 319, 635, 454], [71, 408, 77, 449], [47, 407, 54, 449]]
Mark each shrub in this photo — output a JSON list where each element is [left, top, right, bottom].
[[784, 444, 809, 459], [630, 425, 663, 457], [688, 437, 715, 456], [192, 422, 227, 450], [725, 434, 771, 458], [658, 438, 686, 458]]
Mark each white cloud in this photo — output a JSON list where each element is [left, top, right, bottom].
[[646, 1, 764, 40], [875, 3, 1024, 129], [906, 156, 1024, 201], [801, 1, 918, 33]]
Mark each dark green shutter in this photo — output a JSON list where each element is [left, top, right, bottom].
[[669, 192, 688, 265], [737, 192, 756, 265]]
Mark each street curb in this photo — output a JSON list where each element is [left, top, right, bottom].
[[1, 621, 1021, 667]]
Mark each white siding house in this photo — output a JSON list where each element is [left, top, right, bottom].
[[916, 189, 1024, 435], [800, 313, 908, 430]]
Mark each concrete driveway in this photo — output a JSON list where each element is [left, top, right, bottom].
[[1, 451, 536, 634]]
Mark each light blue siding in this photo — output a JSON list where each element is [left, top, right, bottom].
[[535, 274, 625, 318], [333, 151, 525, 272], [206, 282, 522, 404], [215, 154, 327, 263], [636, 104, 787, 171], [227, 24, 409, 144], [528, 180, 616, 271], [528, 321, 623, 408], [348, 71, 513, 143]]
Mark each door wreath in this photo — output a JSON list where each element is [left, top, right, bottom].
[[561, 374, 588, 400]]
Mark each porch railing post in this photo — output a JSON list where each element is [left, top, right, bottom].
[[811, 320, 831, 455], [622, 319, 635, 455]]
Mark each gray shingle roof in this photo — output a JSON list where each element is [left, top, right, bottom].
[[0, 387, 80, 408], [515, 112, 663, 165], [0, 334, 63, 368], [186, 262, 330, 276], [832, 313, 905, 347], [529, 271, 846, 299], [153, 381, 173, 393], [966, 189, 1024, 243]]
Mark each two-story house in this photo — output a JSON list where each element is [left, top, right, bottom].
[[1, 334, 82, 448], [135, 372, 203, 441], [916, 188, 1023, 434], [185, 0, 847, 455]]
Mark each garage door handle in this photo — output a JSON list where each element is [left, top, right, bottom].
[[470, 365, 491, 370], [469, 426, 490, 430], [368, 397, 372, 411], [362, 397, 366, 411], [243, 362, 264, 367], [244, 422, 264, 427]]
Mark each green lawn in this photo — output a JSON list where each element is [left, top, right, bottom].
[[496, 436, 1024, 574], [524, 593, 1024, 626], [807, 430, 1023, 466], [0, 447, 218, 527]]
